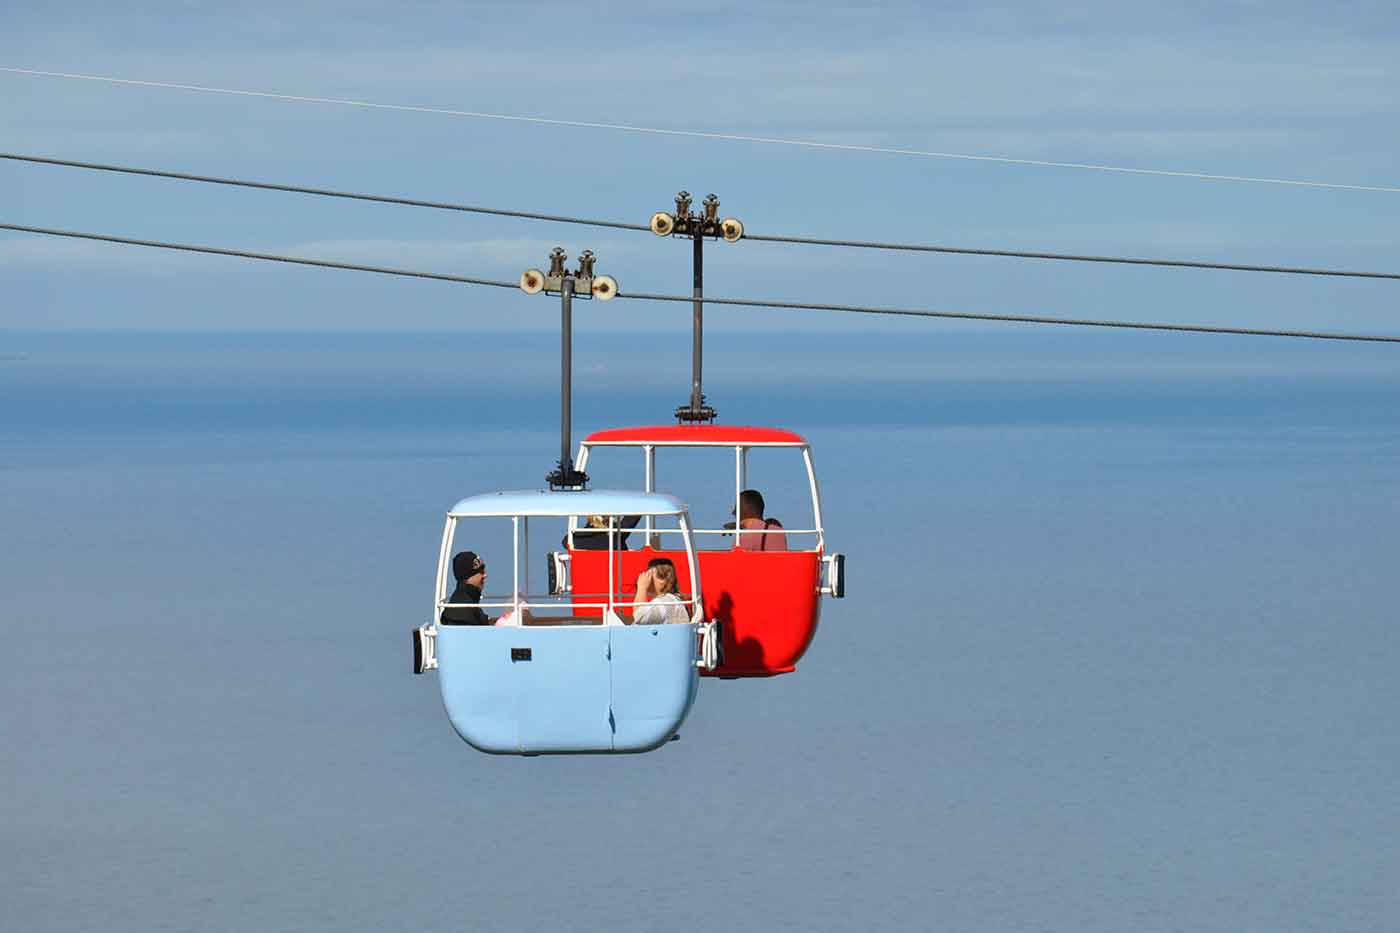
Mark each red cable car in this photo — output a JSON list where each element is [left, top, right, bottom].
[[555, 424, 845, 677]]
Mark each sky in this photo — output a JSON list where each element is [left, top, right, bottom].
[[2, 1, 1399, 337], [3, 8, 1400, 930]]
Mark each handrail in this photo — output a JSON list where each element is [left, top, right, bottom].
[[626, 526, 818, 536], [439, 596, 701, 610]]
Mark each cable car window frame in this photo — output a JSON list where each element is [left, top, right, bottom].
[[574, 434, 827, 554], [436, 498, 705, 625]]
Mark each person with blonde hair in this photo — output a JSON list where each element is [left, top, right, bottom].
[[570, 513, 642, 550], [630, 557, 690, 625]]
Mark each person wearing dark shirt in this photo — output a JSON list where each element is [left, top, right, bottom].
[[569, 513, 644, 550], [440, 550, 492, 625]]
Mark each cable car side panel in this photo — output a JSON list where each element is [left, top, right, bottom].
[[437, 624, 698, 754], [568, 548, 822, 677], [609, 624, 701, 750], [436, 626, 523, 754], [437, 626, 613, 754], [700, 549, 822, 676]]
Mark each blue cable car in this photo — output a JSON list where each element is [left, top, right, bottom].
[[413, 489, 719, 755]]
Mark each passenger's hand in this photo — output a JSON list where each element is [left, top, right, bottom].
[[634, 568, 654, 599]]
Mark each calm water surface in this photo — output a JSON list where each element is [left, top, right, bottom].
[[2, 330, 1397, 932]]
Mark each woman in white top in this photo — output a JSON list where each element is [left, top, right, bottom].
[[630, 558, 691, 625]]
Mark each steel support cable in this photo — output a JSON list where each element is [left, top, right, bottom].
[[0, 153, 649, 232], [741, 232, 1400, 282], [5, 67, 1400, 194], [5, 153, 1399, 283], [4, 222, 1396, 344], [617, 291, 1400, 345], [0, 223, 519, 288]]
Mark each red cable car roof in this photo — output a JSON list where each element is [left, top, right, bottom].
[[582, 425, 809, 446]]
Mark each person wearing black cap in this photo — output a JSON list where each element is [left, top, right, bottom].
[[440, 550, 492, 625]]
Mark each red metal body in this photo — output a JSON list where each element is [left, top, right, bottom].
[[569, 424, 830, 678], [568, 547, 821, 676]]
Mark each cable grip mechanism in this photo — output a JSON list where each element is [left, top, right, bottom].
[[520, 248, 617, 302], [650, 190, 743, 243]]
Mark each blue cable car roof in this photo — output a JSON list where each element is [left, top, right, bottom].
[[447, 488, 688, 518]]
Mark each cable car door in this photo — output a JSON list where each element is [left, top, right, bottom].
[[437, 626, 613, 754], [609, 623, 701, 749]]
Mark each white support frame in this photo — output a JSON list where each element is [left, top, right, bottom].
[[613, 526, 823, 537], [607, 514, 616, 619], [522, 517, 531, 602], [644, 445, 655, 544], [679, 513, 702, 624], [435, 507, 706, 627], [512, 516, 521, 618], [801, 447, 826, 553], [433, 516, 456, 619], [575, 437, 826, 554]]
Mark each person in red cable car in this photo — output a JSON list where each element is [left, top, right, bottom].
[[563, 425, 846, 679], [570, 513, 642, 550], [733, 489, 787, 551]]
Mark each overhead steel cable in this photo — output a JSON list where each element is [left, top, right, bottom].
[[0, 153, 649, 232], [5, 66, 1400, 194], [4, 222, 1398, 344], [0, 223, 518, 289], [5, 152, 1400, 283], [617, 290, 1400, 344], [741, 232, 1400, 282]]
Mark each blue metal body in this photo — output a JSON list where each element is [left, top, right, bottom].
[[436, 623, 699, 755]]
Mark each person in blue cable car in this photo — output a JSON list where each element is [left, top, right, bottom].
[[440, 551, 495, 625], [415, 489, 717, 755], [629, 558, 689, 625]]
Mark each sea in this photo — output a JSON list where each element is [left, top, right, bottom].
[[2, 327, 1397, 932]]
